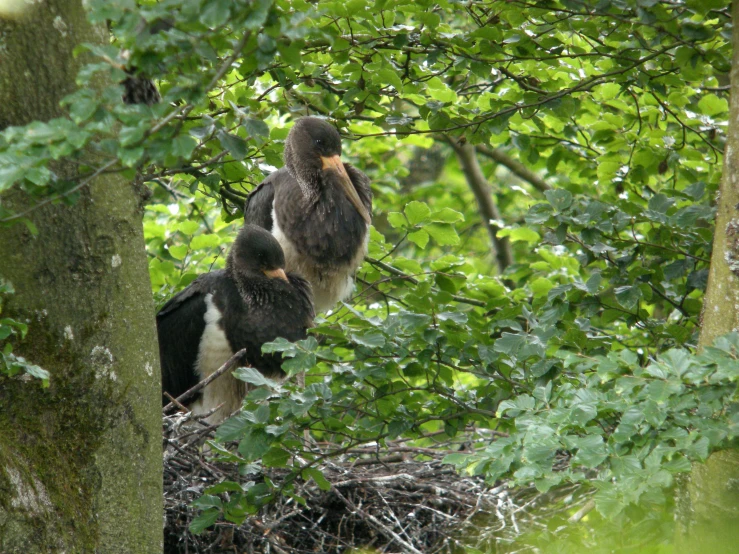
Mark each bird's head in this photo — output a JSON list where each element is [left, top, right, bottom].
[[284, 117, 371, 224], [227, 224, 288, 282]]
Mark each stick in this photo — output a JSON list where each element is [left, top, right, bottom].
[[332, 489, 425, 554], [163, 391, 189, 413], [568, 499, 595, 523], [162, 348, 247, 413]]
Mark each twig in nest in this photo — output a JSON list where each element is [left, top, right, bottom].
[[164, 391, 190, 413], [332, 488, 425, 554]]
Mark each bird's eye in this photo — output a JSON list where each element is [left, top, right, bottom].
[[315, 138, 322, 146]]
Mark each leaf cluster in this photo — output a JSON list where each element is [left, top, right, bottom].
[[0, 280, 50, 386]]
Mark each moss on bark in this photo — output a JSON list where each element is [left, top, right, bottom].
[[0, 1, 162, 552]]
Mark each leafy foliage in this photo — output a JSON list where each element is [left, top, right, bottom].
[[0, 280, 50, 386], [0, 0, 736, 547]]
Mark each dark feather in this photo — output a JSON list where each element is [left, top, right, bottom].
[[243, 174, 277, 230], [122, 75, 160, 105], [271, 164, 370, 266], [157, 274, 214, 403]]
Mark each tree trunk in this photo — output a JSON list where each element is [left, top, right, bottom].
[[675, 1, 739, 549], [0, 3, 162, 553]]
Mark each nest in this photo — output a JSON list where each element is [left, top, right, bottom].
[[163, 413, 585, 553]]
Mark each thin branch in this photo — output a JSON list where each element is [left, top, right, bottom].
[[475, 145, 551, 192], [365, 257, 487, 308], [162, 348, 247, 413]]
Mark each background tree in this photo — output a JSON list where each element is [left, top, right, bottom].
[[0, 2, 162, 552], [1, 0, 737, 552], [675, 2, 739, 551]]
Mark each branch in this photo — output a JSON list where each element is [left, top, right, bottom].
[[475, 145, 551, 192], [162, 348, 247, 413], [446, 138, 514, 273], [365, 257, 487, 308], [0, 159, 119, 223]]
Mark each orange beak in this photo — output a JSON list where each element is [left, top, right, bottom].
[[321, 154, 372, 225], [263, 268, 288, 281]]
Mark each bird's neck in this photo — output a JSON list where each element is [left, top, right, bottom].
[[227, 267, 263, 303]]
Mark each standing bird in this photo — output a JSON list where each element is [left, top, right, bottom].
[[244, 117, 372, 313], [157, 224, 314, 423]]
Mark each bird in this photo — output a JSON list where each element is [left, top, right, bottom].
[[122, 74, 160, 106], [157, 224, 314, 423], [244, 117, 372, 314]]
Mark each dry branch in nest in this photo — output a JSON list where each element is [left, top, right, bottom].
[[163, 413, 587, 553]]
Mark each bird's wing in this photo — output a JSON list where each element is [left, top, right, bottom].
[[157, 275, 214, 403], [345, 163, 373, 215], [287, 273, 316, 326], [244, 172, 278, 230]]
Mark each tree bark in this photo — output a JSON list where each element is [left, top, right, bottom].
[[0, 3, 162, 553], [448, 139, 514, 273], [675, 1, 739, 549]]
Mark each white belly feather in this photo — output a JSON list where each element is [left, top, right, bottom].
[[189, 294, 243, 423]]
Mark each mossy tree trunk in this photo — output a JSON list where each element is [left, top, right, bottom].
[[0, 2, 162, 553], [675, 1, 739, 549]]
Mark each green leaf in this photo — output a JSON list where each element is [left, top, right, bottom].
[[697, 94, 728, 117], [387, 212, 407, 229], [118, 146, 144, 167], [426, 77, 457, 103], [351, 331, 386, 348], [404, 201, 431, 225], [168, 244, 188, 260], [190, 234, 221, 250], [192, 494, 222, 510], [530, 277, 554, 298], [200, 0, 231, 27], [499, 227, 541, 244], [615, 286, 642, 310], [407, 229, 429, 248], [572, 435, 607, 468], [426, 224, 459, 246], [545, 189, 572, 211], [303, 467, 331, 491], [594, 487, 624, 518], [244, 118, 269, 142], [281, 349, 316, 374], [430, 208, 464, 223], [171, 135, 197, 158], [238, 429, 272, 460], [261, 447, 291, 468], [376, 68, 403, 92], [217, 129, 248, 160], [205, 481, 244, 494], [177, 220, 200, 235], [233, 367, 280, 388], [189, 508, 220, 534]]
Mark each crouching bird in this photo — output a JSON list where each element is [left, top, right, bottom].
[[244, 117, 372, 313], [157, 224, 314, 423]]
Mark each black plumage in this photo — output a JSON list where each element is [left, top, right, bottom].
[[244, 117, 372, 313], [157, 224, 314, 423], [122, 75, 160, 105]]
